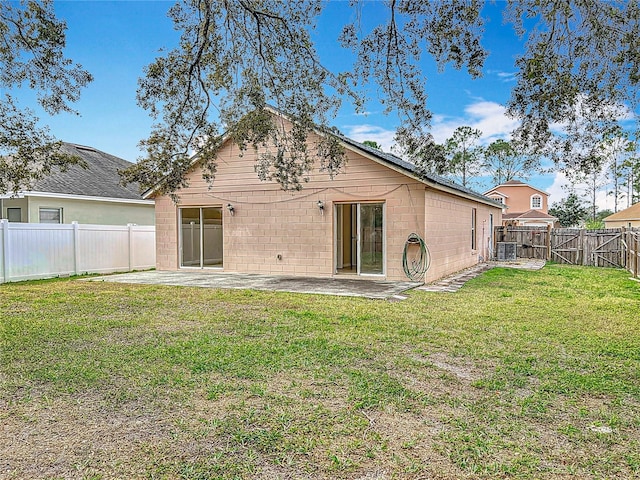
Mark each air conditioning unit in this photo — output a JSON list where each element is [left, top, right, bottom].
[[496, 242, 517, 261]]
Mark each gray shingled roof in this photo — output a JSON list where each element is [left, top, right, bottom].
[[336, 134, 502, 207], [31, 143, 145, 200], [263, 104, 501, 207]]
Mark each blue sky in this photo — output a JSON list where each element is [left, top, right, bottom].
[[13, 1, 620, 208]]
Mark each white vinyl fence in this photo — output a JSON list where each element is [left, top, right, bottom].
[[0, 220, 155, 283]]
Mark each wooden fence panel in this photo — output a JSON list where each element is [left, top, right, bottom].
[[585, 229, 624, 268], [494, 226, 549, 259], [495, 226, 639, 278], [551, 228, 582, 265]]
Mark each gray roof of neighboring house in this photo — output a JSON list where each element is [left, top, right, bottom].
[[31, 143, 145, 200]]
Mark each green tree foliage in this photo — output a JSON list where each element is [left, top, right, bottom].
[[505, 2, 640, 175], [549, 192, 589, 227], [569, 155, 609, 223], [444, 126, 483, 187], [0, 0, 92, 194], [622, 153, 640, 206], [414, 141, 447, 178], [585, 209, 613, 229], [124, 0, 640, 195], [362, 140, 381, 150], [597, 128, 636, 212], [483, 139, 537, 185]]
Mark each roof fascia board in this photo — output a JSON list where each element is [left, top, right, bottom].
[[18, 191, 154, 205], [484, 189, 509, 198]]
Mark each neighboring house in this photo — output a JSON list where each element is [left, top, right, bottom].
[[484, 180, 557, 227], [603, 203, 640, 228], [0, 143, 155, 225], [145, 111, 503, 283]]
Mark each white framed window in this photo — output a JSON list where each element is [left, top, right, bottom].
[[39, 207, 63, 224], [7, 207, 21, 222], [531, 195, 542, 209]]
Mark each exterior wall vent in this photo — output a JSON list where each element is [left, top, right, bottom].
[[496, 242, 517, 261]]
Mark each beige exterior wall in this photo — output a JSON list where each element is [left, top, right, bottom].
[[1, 198, 29, 222], [490, 184, 549, 214], [155, 139, 428, 280], [424, 189, 497, 282], [153, 129, 502, 282], [1, 196, 155, 225], [604, 219, 640, 228]]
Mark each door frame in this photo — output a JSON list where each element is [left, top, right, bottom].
[[178, 206, 224, 269], [334, 201, 386, 277]]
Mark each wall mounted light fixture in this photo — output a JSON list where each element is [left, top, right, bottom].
[[226, 203, 235, 216], [317, 200, 324, 215]]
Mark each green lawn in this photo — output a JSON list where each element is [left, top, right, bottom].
[[1, 264, 639, 479]]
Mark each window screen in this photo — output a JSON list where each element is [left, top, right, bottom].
[[39, 208, 62, 224]]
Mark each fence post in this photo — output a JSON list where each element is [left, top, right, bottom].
[[632, 232, 640, 278], [632, 230, 636, 278], [546, 224, 552, 260], [1, 219, 8, 283], [127, 223, 134, 271], [628, 229, 631, 276], [72, 221, 80, 276]]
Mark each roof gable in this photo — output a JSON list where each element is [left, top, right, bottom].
[[484, 181, 549, 197], [484, 189, 509, 198], [144, 108, 502, 209]]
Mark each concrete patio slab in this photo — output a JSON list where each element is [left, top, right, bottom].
[[85, 270, 422, 300]]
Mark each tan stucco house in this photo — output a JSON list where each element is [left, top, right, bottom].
[[0, 143, 155, 225], [603, 203, 640, 228], [484, 180, 557, 227], [145, 115, 502, 283]]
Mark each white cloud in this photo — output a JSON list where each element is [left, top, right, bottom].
[[486, 69, 517, 83], [431, 100, 520, 146], [341, 99, 520, 155], [341, 124, 397, 153], [547, 171, 615, 212], [497, 72, 517, 83]]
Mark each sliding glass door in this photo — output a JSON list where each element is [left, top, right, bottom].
[[359, 203, 384, 274], [180, 207, 223, 268], [335, 203, 384, 276]]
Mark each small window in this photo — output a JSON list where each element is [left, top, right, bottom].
[[471, 208, 477, 250], [531, 195, 542, 209], [39, 207, 62, 224], [7, 207, 21, 222]]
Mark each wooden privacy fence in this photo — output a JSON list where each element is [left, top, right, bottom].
[[628, 230, 640, 279], [494, 225, 640, 278], [0, 220, 155, 283]]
